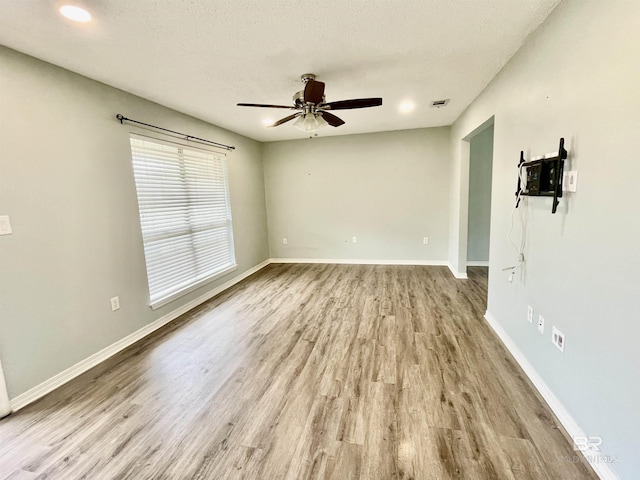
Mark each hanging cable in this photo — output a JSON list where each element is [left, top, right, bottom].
[[503, 165, 527, 282], [115, 114, 235, 151]]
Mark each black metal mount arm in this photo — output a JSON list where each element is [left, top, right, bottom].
[[515, 137, 567, 214]]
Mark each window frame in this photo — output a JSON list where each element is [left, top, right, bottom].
[[128, 133, 237, 310]]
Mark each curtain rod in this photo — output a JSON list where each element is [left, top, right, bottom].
[[116, 114, 235, 151]]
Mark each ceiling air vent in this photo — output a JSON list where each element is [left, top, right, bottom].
[[430, 99, 450, 108]]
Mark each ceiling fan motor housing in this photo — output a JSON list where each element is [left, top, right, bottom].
[[293, 90, 326, 109], [293, 91, 305, 107], [300, 73, 316, 83]]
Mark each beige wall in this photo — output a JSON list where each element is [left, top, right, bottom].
[[0, 47, 269, 398], [263, 128, 451, 261]]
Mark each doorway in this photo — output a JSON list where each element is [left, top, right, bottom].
[[452, 117, 494, 294], [466, 124, 494, 268], [465, 123, 494, 300]]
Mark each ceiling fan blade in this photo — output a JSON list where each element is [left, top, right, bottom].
[[322, 98, 383, 110], [237, 103, 296, 109], [320, 112, 345, 127], [270, 113, 301, 127], [304, 79, 325, 104]]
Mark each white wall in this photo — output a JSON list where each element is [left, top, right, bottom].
[[449, 0, 640, 477], [263, 128, 451, 261], [0, 47, 269, 399], [467, 124, 493, 262]]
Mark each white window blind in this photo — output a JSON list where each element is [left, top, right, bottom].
[[129, 135, 236, 309]]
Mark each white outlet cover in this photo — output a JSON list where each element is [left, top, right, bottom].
[[282, 237, 288, 245], [552, 326, 565, 352], [352, 236, 357, 243], [527, 305, 533, 323], [537, 315, 544, 334], [423, 237, 429, 245]]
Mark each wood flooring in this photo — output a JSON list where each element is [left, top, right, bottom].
[[0, 264, 597, 479]]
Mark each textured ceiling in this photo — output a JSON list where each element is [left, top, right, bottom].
[[0, 0, 560, 142]]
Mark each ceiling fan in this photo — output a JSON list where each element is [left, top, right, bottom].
[[237, 74, 382, 132]]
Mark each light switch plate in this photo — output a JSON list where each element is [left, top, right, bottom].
[[563, 171, 578, 192], [0, 216, 12, 235], [110, 296, 120, 312]]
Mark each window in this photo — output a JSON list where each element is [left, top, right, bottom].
[[129, 135, 236, 309]]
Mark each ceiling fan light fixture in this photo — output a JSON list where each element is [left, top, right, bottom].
[[316, 114, 328, 129], [302, 115, 317, 131], [292, 115, 305, 130], [294, 113, 327, 132]]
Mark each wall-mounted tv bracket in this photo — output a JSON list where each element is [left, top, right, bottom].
[[515, 137, 567, 214]]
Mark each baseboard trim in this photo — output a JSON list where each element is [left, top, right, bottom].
[[269, 258, 449, 266], [9, 259, 271, 413], [467, 260, 489, 267], [269, 258, 469, 281], [447, 263, 468, 279], [483, 311, 619, 480]]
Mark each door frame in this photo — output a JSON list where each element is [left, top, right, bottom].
[[454, 116, 495, 276], [0, 358, 11, 418]]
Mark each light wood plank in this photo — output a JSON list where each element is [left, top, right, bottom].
[[0, 265, 598, 479]]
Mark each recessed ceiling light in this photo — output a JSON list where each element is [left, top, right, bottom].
[[262, 118, 274, 127], [399, 101, 415, 113], [59, 5, 92, 22]]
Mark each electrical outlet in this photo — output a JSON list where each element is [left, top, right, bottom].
[[423, 237, 429, 245], [352, 236, 357, 243], [282, 237, 288, 245], [110, 296, 120, 312], [537, 315, 545, 334], [552, 326, 565, 352], [527, 305, 534, 323]]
